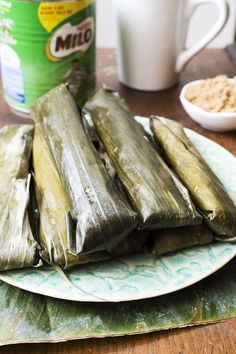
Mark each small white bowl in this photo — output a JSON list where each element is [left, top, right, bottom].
[[180, 80, 236, 132]]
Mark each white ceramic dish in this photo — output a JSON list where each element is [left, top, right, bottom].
[[0, 117, 235, 302], [180, 80, 236, 132]]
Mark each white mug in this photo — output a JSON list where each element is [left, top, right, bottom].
[[113, 0, 229, 91]]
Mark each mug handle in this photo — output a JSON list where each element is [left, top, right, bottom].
[[176, 0, 229, 72]]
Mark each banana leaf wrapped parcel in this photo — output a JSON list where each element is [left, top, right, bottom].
[[33, 129, 205, 265], [145, 224, 213, 256], [33, 126, 110, 269], [31, 85, 138, 256], [0, 125, 40, 271], [151, 117, 236, 240], [111, 227, 211, 258], [85, 88, 201, 230]]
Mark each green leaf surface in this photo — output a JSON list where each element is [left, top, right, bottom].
[[151, 117, 236, 239], [0, 257, 236, 346], [32, 85, 138, 255], [85, 88, 201, 230], [0, 124, 39, 271]]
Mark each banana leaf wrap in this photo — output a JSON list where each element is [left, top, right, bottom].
[[151, 117, 236, 239], [85, 88, 201, 229], [31, 85, 138, 255], [0, 124, 39, 271], [145, 224, 213, 256], [34, 126, 147, 267], [33, 126, 110, 269]]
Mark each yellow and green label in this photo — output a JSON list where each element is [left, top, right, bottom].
[[0, 0, 96, 113]]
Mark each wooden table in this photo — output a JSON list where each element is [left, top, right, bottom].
[[0, 48, 236, 354]]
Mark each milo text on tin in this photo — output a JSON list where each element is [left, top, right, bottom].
[[47, 17, 94, 61]]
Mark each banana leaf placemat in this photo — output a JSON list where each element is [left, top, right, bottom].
[[0, 257, 236, 346]]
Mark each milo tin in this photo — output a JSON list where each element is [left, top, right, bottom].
[[0, 0, 96, 116]]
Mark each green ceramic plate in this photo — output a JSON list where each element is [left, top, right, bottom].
[[0, 117, 235, 303]]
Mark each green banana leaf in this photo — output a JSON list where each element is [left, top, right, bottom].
[[0, 125, 39, 271], [33, 124, 207, 265], [0, 257, 236, 346], [85, 88, 201, 230], [151, 117, 236, 240], [145, 224, 213, 256], [31, 85, 138, 255], [33, 126, 110, 269], [33, 126, 146, 267]]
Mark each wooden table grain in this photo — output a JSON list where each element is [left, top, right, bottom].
[[0, 48, 236, 354]]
